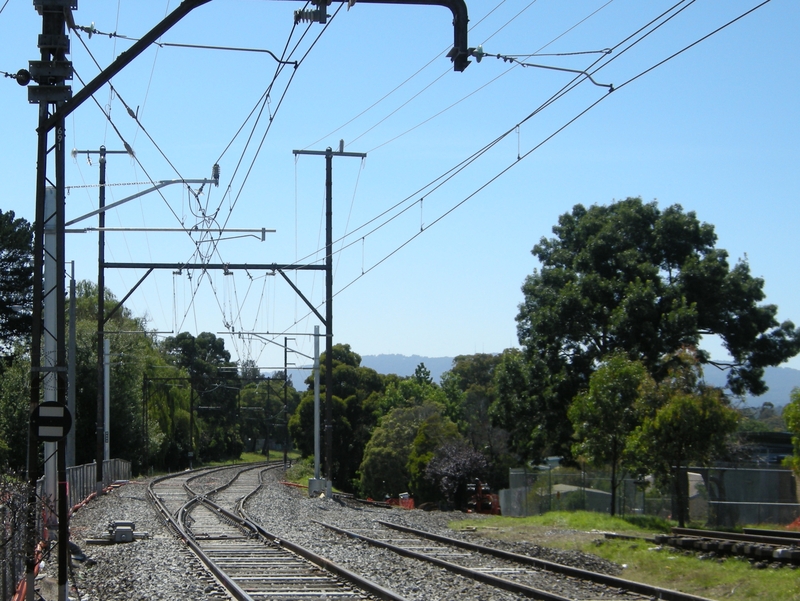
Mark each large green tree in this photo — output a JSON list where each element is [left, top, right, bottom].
[[626, 353, 739, 527], [441, 353, 512, 490], [239, 373, 293, 455], [496, 197, 800, 462], [161, 331, 242, 461], [358, 401, 443, 499], [0, 209, 33, 356], [72, 281, 163, 471], [288, 344, 384, 490], [406, 410, 460, 502], [0, 351, 30, 469], [782, 388, 800, 474], [568, 353, 652, 516]]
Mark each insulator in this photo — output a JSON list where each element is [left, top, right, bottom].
[[15, 69, 31, 87], [294, 8, 326, 24], [212, 163, 220, 186]]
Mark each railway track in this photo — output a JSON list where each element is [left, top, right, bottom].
[[317, 519, 718, 601], [148, 463, 407, 601], [655, 526, 800, 564]]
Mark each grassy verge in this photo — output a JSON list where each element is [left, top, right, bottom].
[[198, 450, 301, 468], [449, 511, 800, 601]]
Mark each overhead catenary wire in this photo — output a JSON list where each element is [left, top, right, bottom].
[[72, 31, 204, 219], [200, 13, 326, 335], [68, 61, 227, 337], [330, 0, 773, 302], [151, 5, 345, 343], [208, 1, 770, 366], [73, 1, 656, 360], [294, 0, 700, 269], [215, 2, 345, 234], [72, 1, 612, 364], [310, 0, 611, 160], [318, 0, 617, 175], [272, 0, 764, 352], [304, 0, 539, 151], [70, 9, 320, 339], [67, 0, 760, 368]]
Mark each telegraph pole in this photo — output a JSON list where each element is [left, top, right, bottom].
[[293, 143, 366, 489]]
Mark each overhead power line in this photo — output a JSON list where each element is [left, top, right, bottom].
[[331, 0, 774, 302]]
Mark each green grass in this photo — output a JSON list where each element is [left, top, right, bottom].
[[199, 449, 301, 468], [591, 538, 799, 600], [449, 511, 800, 601], [453, 510, 669, 535], [285, 458, 315, 486]]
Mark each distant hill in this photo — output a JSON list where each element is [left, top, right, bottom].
[[290, 355, 800, 405], [703, 364, 800, 407], [285, 355, 456, 388], [360, 355, 455, 383]]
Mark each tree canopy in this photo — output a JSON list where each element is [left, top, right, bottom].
[[0, 209, 33, 354], [289, 344, 384, 489], [568, 353, 652, 515], [626, 353, 739, 526], [496, 197, 800, 461], [782, 388, 800, 475]]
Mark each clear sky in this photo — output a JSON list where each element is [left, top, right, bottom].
[[1, 0, 798, 376]]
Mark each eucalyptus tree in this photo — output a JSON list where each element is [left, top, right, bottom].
[[494, 197, 799, 462]]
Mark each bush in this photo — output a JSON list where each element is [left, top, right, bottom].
[[286, 457, 315, 484]]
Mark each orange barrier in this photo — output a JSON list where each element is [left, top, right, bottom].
[[385, 497, 415, 510], [12, 481, 128, 600], [11, 542, 45, 601], [279, 481, 307, 489]]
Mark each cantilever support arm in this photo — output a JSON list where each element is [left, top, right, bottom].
[[40, 0, 469, 134], [65, 178, 217, 227], [353, 0, 470, 71]]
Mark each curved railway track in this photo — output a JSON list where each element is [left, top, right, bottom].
[[316, 519, 718, 601], [148, 463, 406, 601]]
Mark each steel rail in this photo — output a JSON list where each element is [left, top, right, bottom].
[[319, 520, 718, 601], [175, 497, 256, 601], [316, 520, 576, 601], [377, 520, 718, 601], [237, 471, 410, 601], [743, 527, 800, 540], [150, 463, 408, 601], [147, 463, 280, 600], [672, 527, 800, 547]]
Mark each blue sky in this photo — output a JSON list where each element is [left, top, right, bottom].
[[1, 0, 799, 380]]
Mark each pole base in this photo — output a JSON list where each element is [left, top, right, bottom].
[[308, 478, 331, 497]]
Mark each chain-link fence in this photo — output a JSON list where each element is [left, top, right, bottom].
[[2, 459, 131, 600], [500, 466, 670, 519], [690, 465, 800, 528], [499, 464, 800, 528]]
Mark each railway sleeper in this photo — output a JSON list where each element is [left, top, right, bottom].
[[655, 534, 800, 565]]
